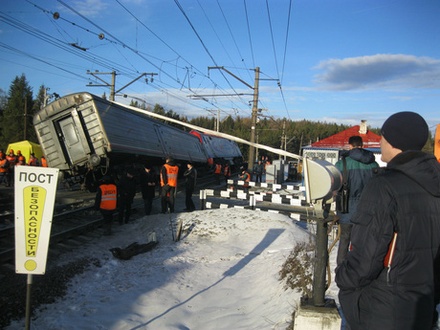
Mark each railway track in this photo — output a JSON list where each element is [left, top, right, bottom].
[[0, 172, 314, 329], [0, 170, 225, 268]]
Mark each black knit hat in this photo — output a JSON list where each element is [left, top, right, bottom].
[[381, 111, 428, 151]]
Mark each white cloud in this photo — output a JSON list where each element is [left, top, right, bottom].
[[71, 0, 109, 17], [314, 54, 440, 91]]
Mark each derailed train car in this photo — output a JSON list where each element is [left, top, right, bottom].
[[33, 92, 214, 190], [189, 130, 243, 165]]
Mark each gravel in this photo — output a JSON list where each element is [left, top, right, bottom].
[[0, 257, 101, 329]]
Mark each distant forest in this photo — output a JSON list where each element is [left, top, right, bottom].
[[147, 100, 359, 160], [133, 100, 434, 160], [0, 74, 433, 159]]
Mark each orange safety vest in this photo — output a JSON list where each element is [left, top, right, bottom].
[[28, 157, 39, 166], [242, 171, 251, 187], [16, 156, 26, 166], [41, 157, 48, 167], [99, 184, 117, 210], [6, 155, 16, 165], [224, 165, 231, 177], [0, 158, 8, 173], [160, 164, 179, 187], [214, 164, 222, 174]]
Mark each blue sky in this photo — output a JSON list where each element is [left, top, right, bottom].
[[1, 0, 440, 132]]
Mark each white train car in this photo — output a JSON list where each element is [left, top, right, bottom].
[[34, 92, 208, 188]]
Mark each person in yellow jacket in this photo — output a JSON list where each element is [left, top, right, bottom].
[[160, 157, 179, 213], [95, 176, 118, 235]]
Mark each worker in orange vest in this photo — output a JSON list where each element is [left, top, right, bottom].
[[239, 167, 251, 193], [0, 150, 10, 187], [223, 162, 231, 184], [5, 149, 17, 186], [28, 153, 40, 166], [16, 156, 26, 166], [6, 149, 17, 165], [214, 162, 222, 185], [95, 176, 118, 235], [40, 156, 48, 167], [160, 157, 179, 213], [16, 150, 25, 164]]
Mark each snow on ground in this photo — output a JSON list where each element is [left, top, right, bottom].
[[7, 208, 327, 330]]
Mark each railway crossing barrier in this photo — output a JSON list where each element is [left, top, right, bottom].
[[199, 179, 315, 222]]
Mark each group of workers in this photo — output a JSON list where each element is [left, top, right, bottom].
[[213, 161, 231, 185], [213, 156, 272, 193], [94, 157, 196, 235], [0, 149, 47, 187]]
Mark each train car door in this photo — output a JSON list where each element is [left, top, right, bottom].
[[56, 109, 91, 165]]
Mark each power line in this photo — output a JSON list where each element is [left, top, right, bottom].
[[173, 0, 251, 111], [265, 0, 281, 82], [243, 0, 256, 69], [5, 1, 292, 122]]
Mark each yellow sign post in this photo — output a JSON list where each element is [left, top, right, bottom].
[[14, 166, 59, 329]]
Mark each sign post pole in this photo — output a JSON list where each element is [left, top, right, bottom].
[[25, 274, 32, 330], [15, 166, 59, 329]]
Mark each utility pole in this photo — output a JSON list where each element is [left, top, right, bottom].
[[248, 67, 260, 166], [203, 66, 260, 166], [280, 120, 286, 160], [207, 109, 221, 132], [87, 70, 116, 100], [87, 71, 157, 101]]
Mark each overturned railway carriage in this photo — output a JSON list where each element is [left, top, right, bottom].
[[33, 92, 209, 189], [189, 130, 243, 165]]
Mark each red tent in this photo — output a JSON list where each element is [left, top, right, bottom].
[[311, 121, 380, 149]]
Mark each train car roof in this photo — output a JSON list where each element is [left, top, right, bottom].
[[34, 92, 95, 123]]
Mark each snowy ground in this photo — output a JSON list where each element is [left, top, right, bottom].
[[14, 194, 439, 330], [7, 207, 335, 330]]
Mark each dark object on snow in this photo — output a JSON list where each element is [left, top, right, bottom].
[[109, 241, 158, 260]]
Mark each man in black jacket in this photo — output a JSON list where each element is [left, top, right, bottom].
[[140, 164, 157, 216], [335, 136, 378, 266], [183, 162, 197, 212], [118, 169, 137, 224], [336, 112, 440, 329]]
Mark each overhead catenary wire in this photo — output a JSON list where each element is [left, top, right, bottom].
[[4, 0, 293, 122], [265, 0, 281, 84], [215, 0, 254, 83], [56, 0, 250, 118], [3, 2, 251, 118], [243, 0, 256, 70], [280, 0, 293, 86], [0, 42, 88, 82], [173, 0, 251, 110]]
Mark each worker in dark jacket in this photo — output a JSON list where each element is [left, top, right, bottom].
[[95, 176, 117, 235], [183, 162, 197, 212], [140, 164, 157, 216], [335, 136, 378, 266], [336, 112, 440, 329], [252, 160, 264, 183], [117, 169, 137, 224]]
